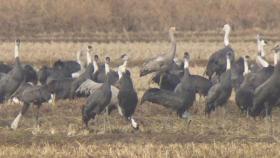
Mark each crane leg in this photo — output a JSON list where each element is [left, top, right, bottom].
[[11, 103, 30, 130], [182, 110, 192, 130], [264, 103, 273, 135], [222, 105, 227, 118], [34, 105, 40, 129], [264, 103, 271, 121], [103, 115, 107, 132], [105, 113, 112, 132], [159, 73, 166, 88]]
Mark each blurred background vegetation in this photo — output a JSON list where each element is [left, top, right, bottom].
[[0, 0, 279, 40]]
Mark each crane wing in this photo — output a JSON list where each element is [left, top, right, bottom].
[[76, 79, 119, 97]]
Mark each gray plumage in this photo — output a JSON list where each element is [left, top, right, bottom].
[[141, 52, 195, 118], [53, 59, 81, 75], [0, 39, 25, 102], [250, 45, 280, 117], [117, 66, 139, 129], [140, 88, 186, 117], [81, 57, 115, 128], [69, 62, 94, 98], [46, 78, 74, 99], [205, 46, 234, 79], [174, 53, 196, 116], [151, 60, 183, 91], [205, 53, 232, 114], [0, 63, 12, 73], [231, 57, 245, 90], [235, 66, 273, 113], [205, 24, 234, 79], [10, 84, 53, 129], [37, 65, 71, 85], [76, 79, 119, 106], [140, 27, 176, 77]]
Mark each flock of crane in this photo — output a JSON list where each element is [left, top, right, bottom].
[[141, 25, 280, 121], [0, 24, 280, 131]]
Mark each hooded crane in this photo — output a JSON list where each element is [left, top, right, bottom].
[[76, 79, 119, 109], [151, 58, 183, 91], [140, 27, 176, 86], [253, 37, 269, 71], [69, 47, 94, 98], [205, 52, 232, 115], [141, 52, 195, 118], [76, 55, 119, 108], [191, 75, 212, 98], [173, 52, 196, 117], [37, 46, 92, 85], [54, 59, 81, 76], [232, 37, 267, 90], [91, 55, 119, 84], [45, 49, 95, 100], [235, 51, 278, 115], [0, 64, 38, 85], [71, 47, 88, 78], [250, 44, 280, 118], [10, 84, 54, 130], [0, 39, 25, 102], [116, 54, 139, 129], [236, 40, 278, 112], [205, 24, 234, 79], [81, 57, 114, 128], [231, 57, 246, 91], [76, 55, 127, 114], [152, 52, 212, 97], [235, 56, 254, 114], [53, 48, 82, 77], [37, 63, 72, 85]]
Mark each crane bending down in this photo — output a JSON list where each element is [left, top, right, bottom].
[[140, 27, 176, 86]]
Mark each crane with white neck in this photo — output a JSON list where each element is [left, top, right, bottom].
[[205, 24, 235, 79], [140, 27, 177, 87]]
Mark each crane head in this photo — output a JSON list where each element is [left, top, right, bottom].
[[15, 39, 20, 46], [223, 24, 231, 33], [244, 55, 250, 60], [93, 54, 99, 61], [256, 34, 260, 40], [87, 45, 92, 50], [104, 56, 111, 75], [120, 54, 128, 61], [184, 52, 190, 60], [169, 27, 176, 33], [260, 39, 267, 46], [105, 56, 111, 64]]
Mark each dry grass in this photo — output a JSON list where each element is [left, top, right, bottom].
[[1, 142, 280, 158], [0, 40, 280, 157], [1, 0, 280, 35], [0, 39, 277, 66]]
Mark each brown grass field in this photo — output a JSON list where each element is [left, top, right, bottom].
[[0, 37, 280, 157]]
